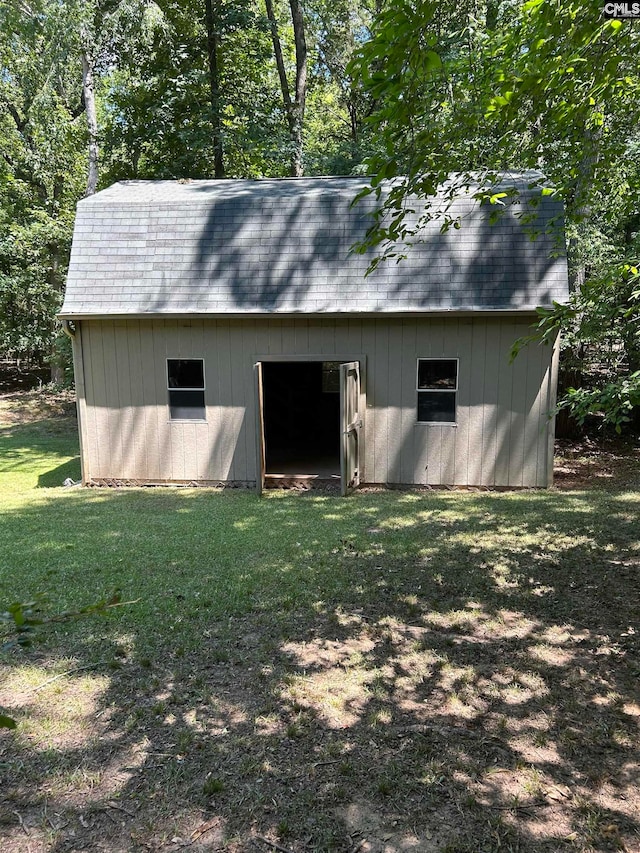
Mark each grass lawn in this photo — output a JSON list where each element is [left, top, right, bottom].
[[1, 390, 639, 852]]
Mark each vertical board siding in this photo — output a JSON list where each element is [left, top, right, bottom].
[[375, 319, 392, 484], [192, 321, 210, 480], [360, 321, 377, 484], [439, 319, 458, 486], [454, 319, 474, 486], [138, 322, 160, 480], [79, 322, 98, 481], [523, 339, 546, 487], [413, 319, 431, 487], [153, 319, 173, 480], [480, 320, 500, 486], [99, 322, 120, 477], [466, 320, 486, 487], [125, 322, 147, 480], [545, 335, 561, 486], [113, 321, 134, 478], [80, 316, 555, 487], [424, 320, 446, 486], [386, 320, 404, 483], [72, 323, 90, 483], [494, 320, 515, 486], [216, 321, 236, 480], [164, 320, 185, 481], [203, 320, 222, 479], [294, 319, 309, 353], [399, 320, 416, 485], [507, 320, 527, 487], [241, 320, 258, 481]]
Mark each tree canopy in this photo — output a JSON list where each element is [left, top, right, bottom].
[[0, 0, 375, 367], [0, 0, 638, 428], [351, 0, 640, 430]]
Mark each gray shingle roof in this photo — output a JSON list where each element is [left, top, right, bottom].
[[60, 175, 568, 317]]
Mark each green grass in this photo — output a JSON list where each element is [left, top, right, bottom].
[[4, 459, 638, 658], [2, 445, 638, 661], [1, 399, 640, 852]]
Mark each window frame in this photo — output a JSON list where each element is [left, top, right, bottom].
[[166, 357, 206, 422], [321, 360, 342, 394], [416, 357, 458, 426]]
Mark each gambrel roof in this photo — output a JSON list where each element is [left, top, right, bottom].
[[60, 175, 568, 318]]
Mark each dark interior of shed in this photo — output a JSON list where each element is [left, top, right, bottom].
[[262, 361, 341, 478]]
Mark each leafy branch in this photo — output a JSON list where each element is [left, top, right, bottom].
[[0, 590, 135, 729]]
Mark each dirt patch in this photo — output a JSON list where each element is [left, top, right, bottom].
[[0, 364, 51, 394], [0, 388, 77, 427], [554, 436, 640, 490]]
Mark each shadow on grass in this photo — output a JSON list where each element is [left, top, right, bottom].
[[37, 457, 81, 488], [0, 488, 639, 852], [0, 420, 80, 480]]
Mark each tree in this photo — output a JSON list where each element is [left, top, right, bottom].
[[100, 0, 286, 181], [0, 0, 149, 373], [304, 0, 377, 174], [0, 0, 86, 373], [0, 0, 376, 372], [350, 0, 640, 429], [264, 0, 308, 176]]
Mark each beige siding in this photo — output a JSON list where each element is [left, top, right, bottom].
[[77, 316, 556, 488], [545, 335, 561, 486], [71, 323, 89, 483], [466, 320, 485, 486], [454, 319, 473, 485]]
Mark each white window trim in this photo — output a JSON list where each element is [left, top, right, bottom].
[[416, 357, 458, 426], [167, 357, 206, 422]]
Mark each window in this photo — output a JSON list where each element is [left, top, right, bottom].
[[321, 361, 341, 394], [167, 359, 205, 420], [417, 358, 457, 423]]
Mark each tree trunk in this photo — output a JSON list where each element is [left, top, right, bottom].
[[205, 0, 225, 178], [567, 123, 600, 292], [49, 175, 66, 384], [82, 51, 99, 196], [288, 0, 307, 177], [264, 0, 307, 177]]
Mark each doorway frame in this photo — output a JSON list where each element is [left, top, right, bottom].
[[253, 353, 366, 495]]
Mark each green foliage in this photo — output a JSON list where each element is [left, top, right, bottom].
[[2, 598, 45, 651], [1, 590, 123, 653], [50, 329, 75, 388], [513, 261, 640, 430], [202, 776, 225, 795], [0, 0, 86, 364], [0, 210, 74, 360], [99, 0, 375, 181], [350, 0, 640, 428], [351, 0, 639, 235], [0, 0, 374, 370], [100, 0, 286, 181], [559, 373, 640, 433], [304, 0, 377, 173]]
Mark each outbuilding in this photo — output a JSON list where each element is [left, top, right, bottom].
[[60, 175, 568, 493]]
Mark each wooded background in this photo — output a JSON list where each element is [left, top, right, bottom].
[[1, 0, 638, 429]]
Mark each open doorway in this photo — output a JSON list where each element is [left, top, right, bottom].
[[262, 361, 341, 482]]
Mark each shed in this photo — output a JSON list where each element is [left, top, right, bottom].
[[60, 175, 569, 493]]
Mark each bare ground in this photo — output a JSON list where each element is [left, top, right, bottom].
[[554, 437, 640, 491]]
